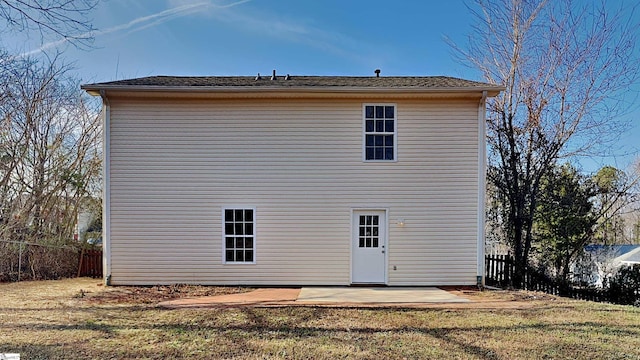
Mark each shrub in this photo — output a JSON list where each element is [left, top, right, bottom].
[[0, 240, 80, 282], [606, 264, 640, 306]]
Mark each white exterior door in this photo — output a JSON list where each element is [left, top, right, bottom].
[[352, 210, 386, 284]]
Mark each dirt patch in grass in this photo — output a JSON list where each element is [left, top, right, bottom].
[[419, 287, 562, 310], [84, 283, 250, 305]]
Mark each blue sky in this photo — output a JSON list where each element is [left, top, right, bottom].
[[6, 0, 639, 172], [59, 0, 479, 80]]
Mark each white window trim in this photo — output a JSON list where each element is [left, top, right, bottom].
[[221, 206, 257, 264], [362, 103, 398, 162]]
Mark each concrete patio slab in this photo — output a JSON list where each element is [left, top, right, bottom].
[[160, 286, 470, 309], [159, 286, 482, 309], [297, 287, 470, 303]]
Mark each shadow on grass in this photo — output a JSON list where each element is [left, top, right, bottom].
[[3, 305, 640, 359]]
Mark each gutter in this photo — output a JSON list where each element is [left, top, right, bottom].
[[99, 89, 112, 286], [477, 90, 488, 287]]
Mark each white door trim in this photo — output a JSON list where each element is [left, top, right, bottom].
[[350, 209, 388, 284]]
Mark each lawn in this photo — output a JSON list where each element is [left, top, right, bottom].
[[1, 278, 639, 359]]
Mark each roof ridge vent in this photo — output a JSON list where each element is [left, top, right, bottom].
[[374, 69, 381, 77], [285, 74, 291, 80], [255, 73, 261, 80], [271, 69, 277, 80]]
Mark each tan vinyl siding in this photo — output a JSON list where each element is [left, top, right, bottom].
[[108, 97, 479, 285]]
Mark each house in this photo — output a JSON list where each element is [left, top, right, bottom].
[[573, 245, 640, 286], [74, 196, 102, 244], [614, 246, 640, 266], [82, 71, 503, 286]]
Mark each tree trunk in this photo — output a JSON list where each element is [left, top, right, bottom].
[[512, 216, 525, 288]]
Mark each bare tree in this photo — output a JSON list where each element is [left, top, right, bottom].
[[0, 0, 100, 280], [0, 54, 101, 280], [451, 0, 640, 286], [0, 0, 97, 46]]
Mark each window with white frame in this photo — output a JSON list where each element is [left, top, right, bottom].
[[364, 104, 396, 161], [223, 208, 255, 263]]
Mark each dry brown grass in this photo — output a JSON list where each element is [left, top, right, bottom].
[[1, 278, 639, 359]]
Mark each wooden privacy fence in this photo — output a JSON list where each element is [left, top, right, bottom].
[[78, 249, 103, 278], [484, 255, 631, 304], [521, 267, 611, 302], [485, 254, 514, 288]]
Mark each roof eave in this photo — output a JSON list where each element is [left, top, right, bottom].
[[81, 84, 504, 97]]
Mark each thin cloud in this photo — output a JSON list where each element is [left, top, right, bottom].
[[18, 0, 251, 58], [206, 8, 378, 67]]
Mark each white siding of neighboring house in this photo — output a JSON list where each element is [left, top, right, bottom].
[[107, 95, 481, 285]]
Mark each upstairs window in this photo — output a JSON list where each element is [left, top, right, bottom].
[[223, 208, 255, 263], [364, 104, 396, 161]]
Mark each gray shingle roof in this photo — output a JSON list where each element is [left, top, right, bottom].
[[82, 75, 503, 92]]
